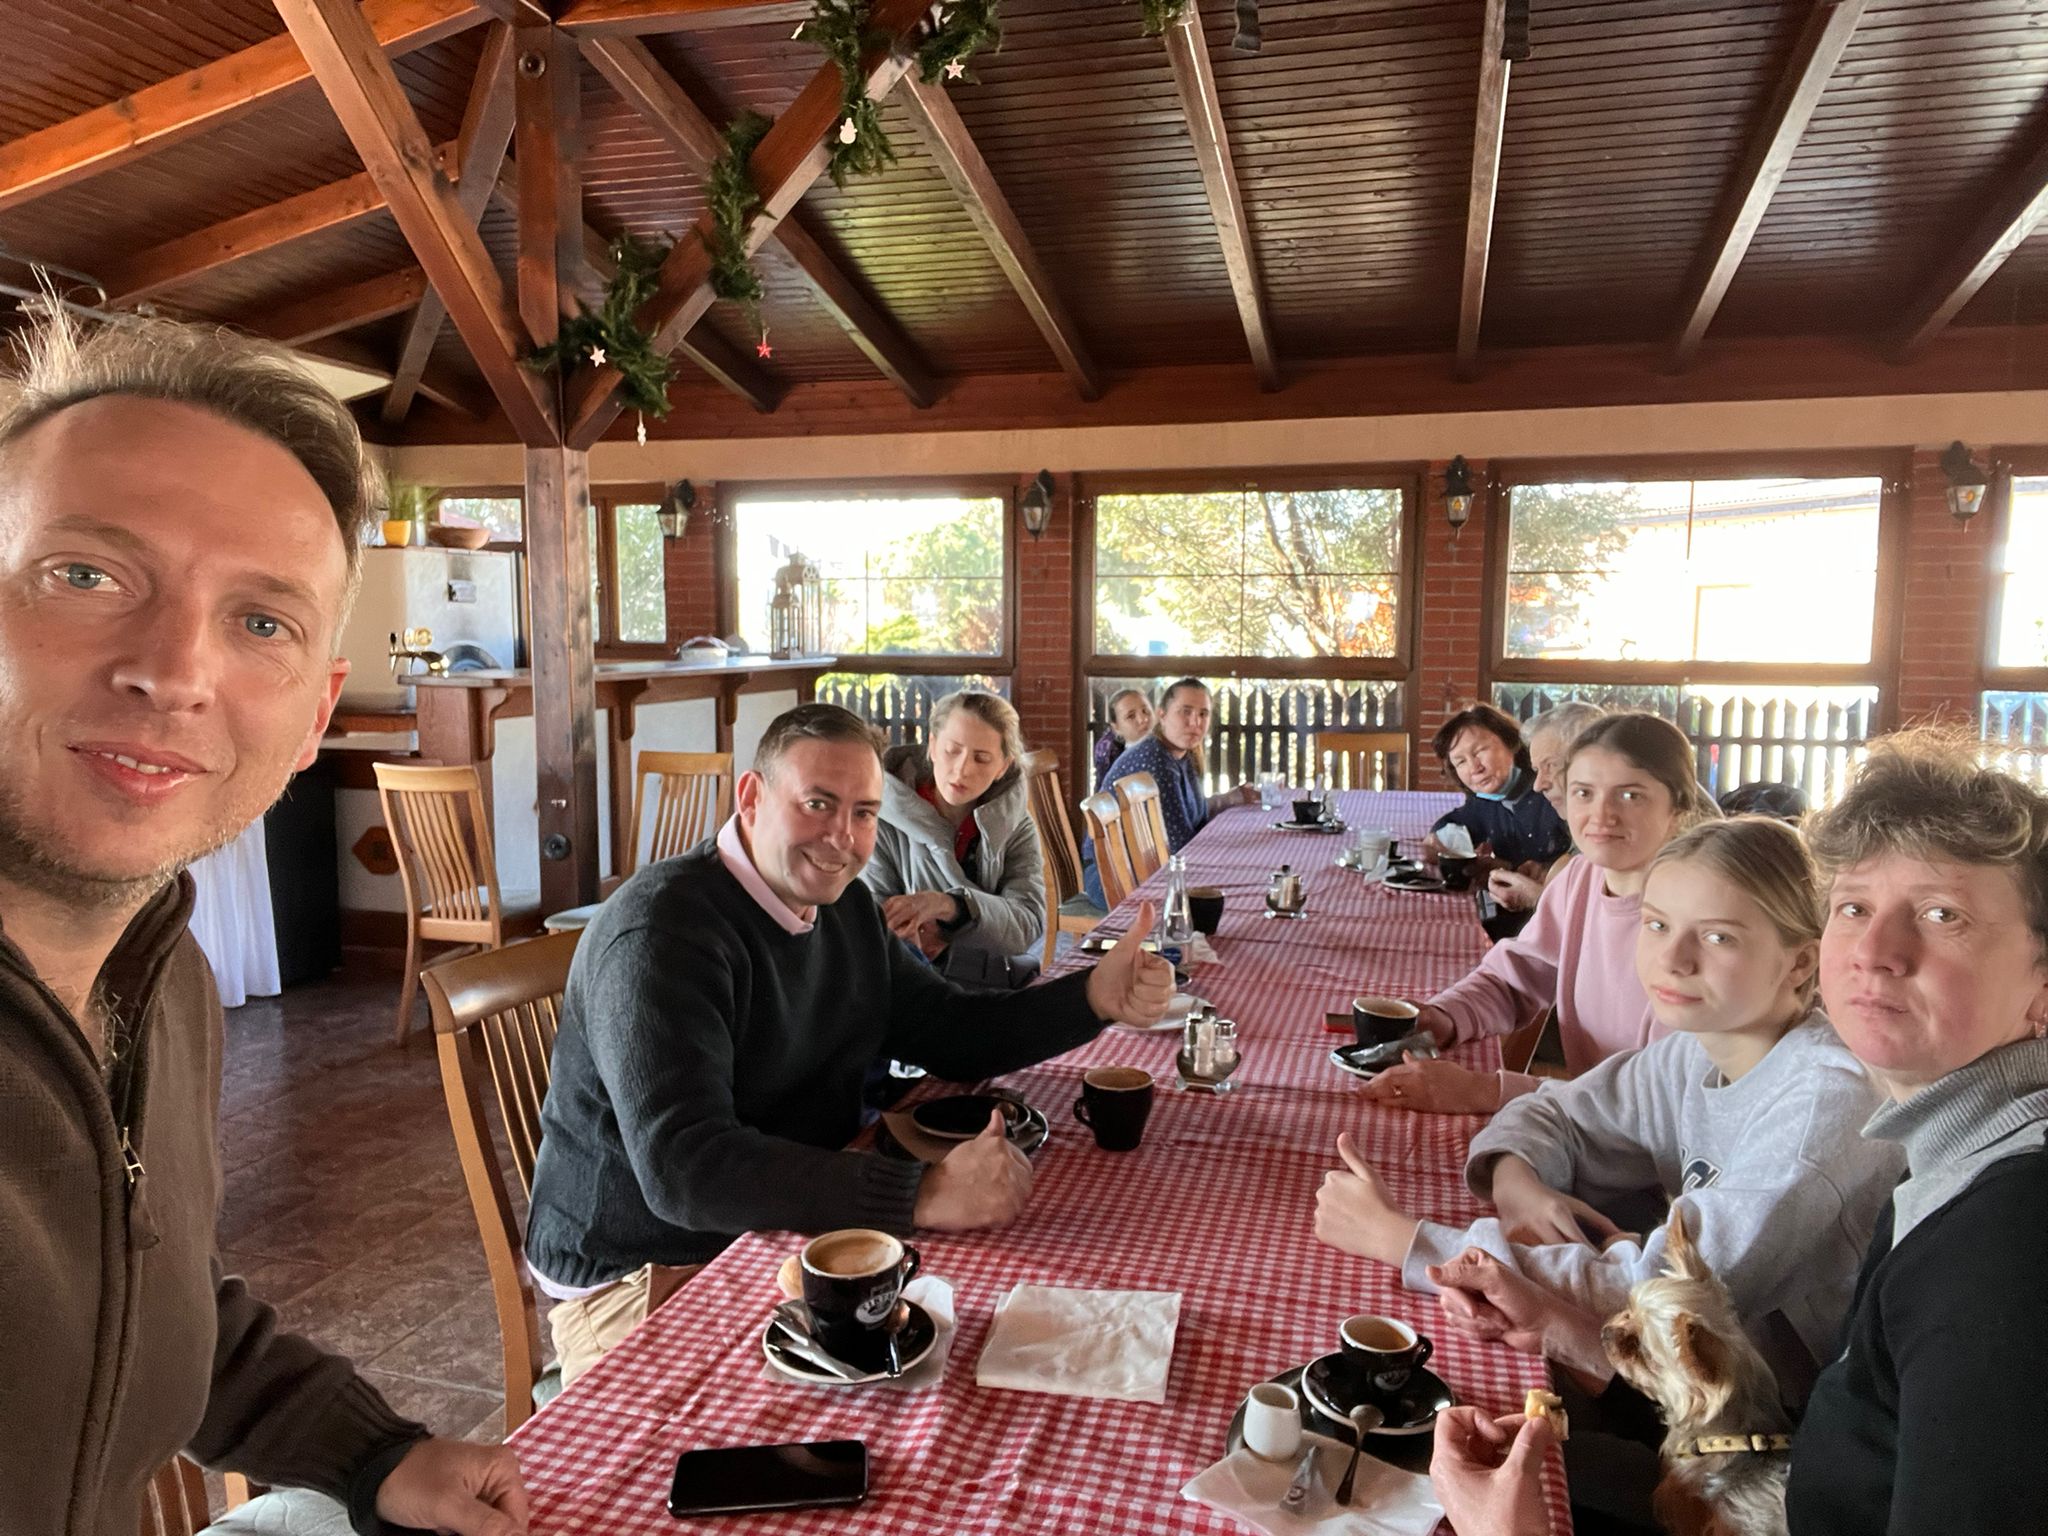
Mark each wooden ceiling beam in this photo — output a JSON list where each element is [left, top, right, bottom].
[[1161, 2, 1279, 392], [250, 265, 431, 344], [0, 0, 482, 217], [301, 334, 496, 416], [898, 75, 1098, 402], [99, 143, 458, 307], [274, 0, 556, 444], [490, 160, 782, 413], [1455, 0, 1512, 380], [557, 0, 812, 37], [563, 0, 931, 448], [515, 23, 583, 350], [1667, 0, 1868, 369], [1892, 124, 2048, 361], [580, 35, 935, 406], [384, 22, 518, 423], [473, 0, 551, 22]]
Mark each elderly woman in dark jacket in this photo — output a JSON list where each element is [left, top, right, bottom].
[[862, 689, 1046, 969]]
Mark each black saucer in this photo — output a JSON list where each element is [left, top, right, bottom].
[[762, 1299, 938, 1384], [911, 1093, 1030, 1140], [1328, 1031, 1440, 1079], [1383, 869, 1448, 893], [1301, 1352, 1455, 1436], [877, 1104, 1049, 1162]]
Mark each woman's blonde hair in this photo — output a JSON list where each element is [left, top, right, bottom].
[[929, 688, 1025, 767], [1566, 712, 1720, 826], [1806, 727, 2048, 954], [1649, 816, 1823, 1002]]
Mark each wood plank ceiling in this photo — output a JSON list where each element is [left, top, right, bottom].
[[2, 0, 2047, 440]]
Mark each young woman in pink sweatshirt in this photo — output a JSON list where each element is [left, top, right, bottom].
[[1363, 712, 1718, 1114]]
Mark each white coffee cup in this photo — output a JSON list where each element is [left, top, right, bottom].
[[1244, 1381, 1304, 1460]]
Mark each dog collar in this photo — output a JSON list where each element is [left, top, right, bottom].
[[1673, 1433, 1793, 1458]]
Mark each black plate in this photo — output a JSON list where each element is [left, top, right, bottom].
[[1271, 819, 1345, 834], [1301, 1353, 1456, 1436], [762, 1299, 939, 1384], [1328, 1032, 1440, 1079], [878, 1104, 1049, 1162], [1383, 870, 1448, 893], [911, 1094, 1030, 1140]]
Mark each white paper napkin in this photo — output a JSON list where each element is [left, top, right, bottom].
[[1181, 1438, 1445, 1536], [975, 1285, 1182, 1403], [1184, 933, 1220, 965], [762, 1275, 956, 1393], [1433, 823, 1477, 858]]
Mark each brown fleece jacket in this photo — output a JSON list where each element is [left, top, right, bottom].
[[0, 875, 425, 1536]]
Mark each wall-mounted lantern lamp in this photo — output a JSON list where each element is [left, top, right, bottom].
[[1018, 469, 1056, 540], [1940, 442, 1990, 526], [1444, 456, 1476, 530], [658, 479, 696, 540]]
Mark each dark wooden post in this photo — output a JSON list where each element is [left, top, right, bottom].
[[526, 445, 600, 911]]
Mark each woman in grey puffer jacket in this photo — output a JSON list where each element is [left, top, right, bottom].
[[862, 689, 1047, 967]]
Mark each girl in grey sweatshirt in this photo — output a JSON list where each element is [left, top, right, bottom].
[[1314, 817, 1905, 1399]]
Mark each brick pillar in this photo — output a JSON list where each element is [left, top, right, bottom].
[[1894, 448, 1992, 727], [1013, 472, 1079, 789], [662, 482, 720, 648], [1413, 458, 1491, 791]]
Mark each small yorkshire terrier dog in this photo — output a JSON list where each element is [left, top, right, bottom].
[[1601, 1208, 1791, 1536]]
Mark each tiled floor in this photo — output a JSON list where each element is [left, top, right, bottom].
[[217, 966, 551, 1448]]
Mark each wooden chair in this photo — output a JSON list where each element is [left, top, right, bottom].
[[374, 762, 544, 1046], [1021, 750, 1103, 965], [1113, 771, 1172, 882], [1317, 729, 1412, 791], [1082, 790, 1140, 908], [141, 1458, 212, 1536], [424, 929, 581, 1436], [545, 750, 734, 933], [141, 1460, 330, 1536]]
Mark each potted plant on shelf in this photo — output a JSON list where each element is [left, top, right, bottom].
[[382, 482, 439, 548]]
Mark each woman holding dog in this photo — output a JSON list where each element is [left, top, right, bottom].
[[1426, 732, 2048, 1534], [1367, 712, 1718, 1113]]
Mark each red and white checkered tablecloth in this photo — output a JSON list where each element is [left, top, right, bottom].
[[509, 792, 1572, 1535]]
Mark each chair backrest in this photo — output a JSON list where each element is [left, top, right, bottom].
[[424, 930, 580, 1434], [1021, 751, 1085, 905], [630, 750, 733, 872], [373, 761, 504, 941], [1082, 790, 1139, 908], [1317, 730, 1412, 792], [1113, 771, 1171, 882], [140, 1458, 211, 1536]]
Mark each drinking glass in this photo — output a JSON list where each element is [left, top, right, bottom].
[[1259, 772, 1286, 813]]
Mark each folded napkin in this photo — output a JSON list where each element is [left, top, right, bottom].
[[1182, 1439, 1444, 1536], [975, 1285, 1182, 1403], [1184, 933, 1220, 965], [762, 1276, 956, 1393], [1433, 823, 1476, 858]]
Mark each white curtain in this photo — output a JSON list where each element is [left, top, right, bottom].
[[187, 820, 281, 1009]]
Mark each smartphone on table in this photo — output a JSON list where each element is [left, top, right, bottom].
[[667, 1439, 868, 1518]]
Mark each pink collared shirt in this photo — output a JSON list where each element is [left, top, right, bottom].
[[715, 815, 815, 936]]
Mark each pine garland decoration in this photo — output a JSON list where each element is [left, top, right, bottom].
[[798, 0, 897, 187], [702, 110, 773, 334], [523, 234, 677, 419], [1138, 0, 1188, 34], [916, 0, 1002, 83]]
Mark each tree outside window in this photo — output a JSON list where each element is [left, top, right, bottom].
[[1094, 486, 1403, 658]]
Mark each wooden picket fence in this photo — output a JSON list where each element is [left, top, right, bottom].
[[817, 673, 1008, 747], [1084, 676, 1406, 794], [1493, 682, 1877, 805]]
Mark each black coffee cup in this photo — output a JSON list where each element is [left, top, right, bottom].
[[1351, 994, 1419, 1049], [1187, 886, 1226, 935], [1438, 854, 1477, 891], [1291, 798, 1325, 824], [1071, 1066, 1154, 1152], [800, 1229, 920, 1371], [1339, 1313, 1434, 1397]]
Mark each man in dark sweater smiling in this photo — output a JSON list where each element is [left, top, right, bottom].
[[526, 704, 1174, 1382]]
